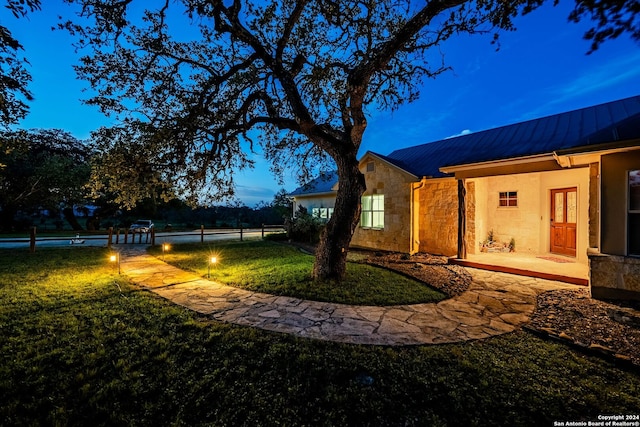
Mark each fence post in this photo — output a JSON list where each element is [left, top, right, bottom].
[[115, 228, 120, 244], [107, 227, 113, 249], [201, 225, 204, 244], [240, 225, 243, 241], [151, 228, 155, 246], [29, 226, 36, 253], [262, 224, 265, 239], [124, 229, 128, 244]]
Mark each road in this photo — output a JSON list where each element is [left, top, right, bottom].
[[0, 229, 277, 250]]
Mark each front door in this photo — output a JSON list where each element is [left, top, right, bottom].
[[550, 187, 577, 257]]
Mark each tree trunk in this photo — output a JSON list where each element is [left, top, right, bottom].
[[63, 207, 84, 231], [312, 156, 366, 281]]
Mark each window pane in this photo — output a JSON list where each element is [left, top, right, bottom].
[[567, 191, 577, 223], [372, 194, 384, 210], [555, 192, 564, 223], [361, 195, 372, 210], [372, 212, 384, 229], [630, 170, 640, 211], [361, 211, 371, 228]]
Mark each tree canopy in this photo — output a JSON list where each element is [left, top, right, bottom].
[[59, 0, 639, 280], [0, 128, 91, 230], [0, 0, 41, 126]]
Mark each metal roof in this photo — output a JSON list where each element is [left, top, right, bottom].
[[384, 95, 640, 178], [288, 170, 338, 196]]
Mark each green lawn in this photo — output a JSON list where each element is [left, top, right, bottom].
[[150, 240, 446, 306], [1, 247, 640, 426]]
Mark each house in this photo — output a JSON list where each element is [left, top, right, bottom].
[[288, 170, 338, 220], [290, 95, 640, 300]]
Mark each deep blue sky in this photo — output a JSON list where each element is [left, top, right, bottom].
[[4, 1, 639, 206]]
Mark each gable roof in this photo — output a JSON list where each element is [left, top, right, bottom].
[[288, 170, 338, 197], [383, 95, 640, 178]]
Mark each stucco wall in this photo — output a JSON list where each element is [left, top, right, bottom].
[[416, 178, 458, 256], [469, 167, 590, 263], [350, 157, 416, 253]]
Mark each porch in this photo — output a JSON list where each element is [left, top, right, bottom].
[[450, 251, 589, 286]]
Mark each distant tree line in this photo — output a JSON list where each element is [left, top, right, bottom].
[[0, 128, 291, 232]]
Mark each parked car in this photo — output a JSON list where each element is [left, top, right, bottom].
[[129, 220, 154, 233]]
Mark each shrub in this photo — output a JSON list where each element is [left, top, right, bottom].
[[285, 206, 325, 243]]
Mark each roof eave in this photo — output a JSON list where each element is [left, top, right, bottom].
[[439, 153, 557, 175], [289, 191, 337, 198]]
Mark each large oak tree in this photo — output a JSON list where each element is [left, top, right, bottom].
[[61, 0, 637, 281]]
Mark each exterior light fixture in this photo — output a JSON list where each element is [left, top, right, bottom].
[[110, 252, 120, 274], [208, 256, 218, 279], [162, 243, 170, 261]]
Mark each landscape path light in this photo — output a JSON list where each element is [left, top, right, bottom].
[[208, 256, 218, 279], [162, 242, 170, 261], [109, 251, 121, 274]]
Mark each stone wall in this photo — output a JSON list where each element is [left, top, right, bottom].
[[590, 253, 640, 301], [350, 156, 416, 253], [417, 179, 458, 256], [466, 181, 476, 255]]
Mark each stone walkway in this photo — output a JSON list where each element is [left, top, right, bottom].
[[118, 247, 575, 346]]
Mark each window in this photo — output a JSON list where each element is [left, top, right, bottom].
[[629, 170, 640, 256], [366, 162, 375, 172], [499, 191, 518, 207], [361, 194, 384, 229], [312, 207, 333, 220]]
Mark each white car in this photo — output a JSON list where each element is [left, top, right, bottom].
[[129, 220, 154, 233]]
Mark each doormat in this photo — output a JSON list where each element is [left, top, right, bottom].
[[537, 256, 575, 263]]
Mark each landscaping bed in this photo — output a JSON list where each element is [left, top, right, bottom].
[[528, 288, 640, 367], [360, 251, 472, 297]]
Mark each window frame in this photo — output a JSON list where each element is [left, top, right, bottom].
[[498, 191, 518, 208], [360, 194, 384, 230]]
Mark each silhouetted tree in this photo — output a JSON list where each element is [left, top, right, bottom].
[[60, 0, 639, 280]]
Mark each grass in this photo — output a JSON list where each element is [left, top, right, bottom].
[[149, 240, 446, 306], [2, 247, 640, 426]]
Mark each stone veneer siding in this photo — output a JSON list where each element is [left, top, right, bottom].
[[350, 157, 415, 253], [466, 181, 476, 255], [417, 179, 458, 256], [590, 253, 640, 301]]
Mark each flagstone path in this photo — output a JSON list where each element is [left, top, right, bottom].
[[119, 247, 575, 346]]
